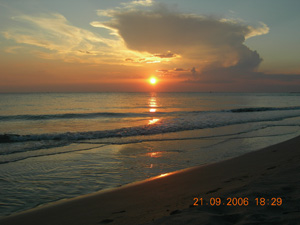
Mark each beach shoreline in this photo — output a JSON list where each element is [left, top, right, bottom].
[[1, 135, 299, 225]]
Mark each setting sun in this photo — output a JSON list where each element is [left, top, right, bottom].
[[149, 77, 157, 85]]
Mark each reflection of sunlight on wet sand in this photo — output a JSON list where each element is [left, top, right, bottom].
[[158, 172, 171, 178], [146, 172, 173, 181], [147, 151, 162, 158]]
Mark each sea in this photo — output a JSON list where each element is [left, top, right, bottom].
[[0, 92, 300, 217]]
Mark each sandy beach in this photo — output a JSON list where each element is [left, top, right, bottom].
[[1, 135, 299, 225]]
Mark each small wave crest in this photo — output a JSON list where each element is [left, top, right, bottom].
[[0, 112, 153, 121], [230, 106, 300, 113]]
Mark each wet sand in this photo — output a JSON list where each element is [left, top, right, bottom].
[[1, 135, 299, 225]]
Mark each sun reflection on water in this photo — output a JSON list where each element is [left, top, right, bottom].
[[148, 118, 160, 125], [149, 96, 157, 112], [148, 94, 160, 125]]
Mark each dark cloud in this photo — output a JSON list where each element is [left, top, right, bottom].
[[191, 67, 196, 74], [156, 69, 169, 73], [78, 50, 93, 55], [103, 10, 249, 53], [154, 51, 176, 58], [173, 68, 187, 72], [125, 58, 134, 62], [100, 4, 267, 77]]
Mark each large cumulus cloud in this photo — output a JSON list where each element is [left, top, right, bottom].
[[91, 2, 300, 91], [92, 2, 268, 80]]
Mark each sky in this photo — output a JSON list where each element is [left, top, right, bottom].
[[0, 0, 300, 92]]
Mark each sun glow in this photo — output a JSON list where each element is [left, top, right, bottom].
[[149, 77, 157, 85]]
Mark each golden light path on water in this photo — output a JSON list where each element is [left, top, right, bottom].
[[148, 95, 160, 125]]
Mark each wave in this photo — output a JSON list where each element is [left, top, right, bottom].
[[1, 106, 300, 121], [1, 123, 299, 165], [1, 106, 300, 144], [0, 112, 155, 121], [229, 106, 300, 113]]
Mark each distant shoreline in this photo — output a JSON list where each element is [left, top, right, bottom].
[[1, 92, 300, 94]]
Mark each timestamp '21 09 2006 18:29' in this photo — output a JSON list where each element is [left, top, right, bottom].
[[193, 197, 283, 206]]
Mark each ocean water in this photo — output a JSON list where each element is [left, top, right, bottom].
[[0, 92, 300, 217]]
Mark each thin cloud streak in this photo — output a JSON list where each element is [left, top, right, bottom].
[[2, 13, 152, 64]]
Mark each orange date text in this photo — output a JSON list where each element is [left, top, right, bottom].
[[193, 197, 282, 206]]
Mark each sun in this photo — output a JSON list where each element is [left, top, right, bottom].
[[149, 77, 157, 85]]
